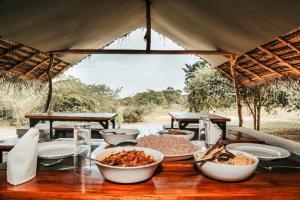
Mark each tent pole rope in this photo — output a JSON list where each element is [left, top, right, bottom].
[[230, 55, 243, 127], [43, 54, 54, 112], [145, 0, 151, 51]]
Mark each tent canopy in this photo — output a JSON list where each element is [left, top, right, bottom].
[[0, 0, 299, 83]]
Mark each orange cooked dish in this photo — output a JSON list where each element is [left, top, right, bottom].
[[99, 150, 156, 167]]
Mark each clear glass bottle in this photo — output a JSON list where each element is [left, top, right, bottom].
[[203, 115, 212, 147], [74, 124, 91, 175], [198, 116, 205, 141]]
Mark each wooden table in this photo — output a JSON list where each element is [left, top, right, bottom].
[[169, 112, 231, 139], [25, 112, 118, 139], [0, 159, 300, 199]]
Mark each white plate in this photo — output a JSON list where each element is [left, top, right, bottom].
[[164, 140, 206, 161], [226, 143, 290, 161], [38, 141, 74, 159]]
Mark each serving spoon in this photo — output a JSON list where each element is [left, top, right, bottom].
[[195, 153, 232, 164]]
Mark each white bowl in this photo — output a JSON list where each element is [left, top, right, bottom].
[[159, 129, 195, 140], [100, 129, 139, 145], [193, 150, 259, 182], [93, 146, 164, 184]]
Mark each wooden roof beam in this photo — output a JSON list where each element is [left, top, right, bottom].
[[216, 67, 232, 79], [276, 37, 300, 54], [236, 64, 261, 79], [0, 44, 23, 58], [47, 49, 234, 56], [258, 46, 300, 74], [244, 54, 281, 75], [8, 53, 39, 71], [36, 61, 62, 80], [24, 58, 49, 76]]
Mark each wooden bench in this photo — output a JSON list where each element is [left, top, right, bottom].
[[53, 123, 104, 138], [163, 124, 264, 143]]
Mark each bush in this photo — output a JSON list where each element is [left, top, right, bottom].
[[122, 106, 146, 123]]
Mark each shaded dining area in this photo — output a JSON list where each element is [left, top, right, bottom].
[[1, 0, 300, 199]]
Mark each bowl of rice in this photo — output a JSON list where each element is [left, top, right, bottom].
[[136, 135, 200, 161], [193, 146, 258, 182]]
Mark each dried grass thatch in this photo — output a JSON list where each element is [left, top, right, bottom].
[[217, 27, 300, 87], [0, 35, 71, 82]]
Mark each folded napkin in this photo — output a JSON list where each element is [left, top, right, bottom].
[[7, 128, 39, 185], [205, 121, 223, 145]]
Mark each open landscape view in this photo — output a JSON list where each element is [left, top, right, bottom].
[[0, 0, 300, 199]]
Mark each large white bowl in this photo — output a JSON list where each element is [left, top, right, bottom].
[[159, 129, 195, 140], [193, 150, 259, 182], [99, 129, 139, 145], [92, 146, 164, 184]]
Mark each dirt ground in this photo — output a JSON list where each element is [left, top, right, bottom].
[[0, 105, 299, 142], [142, 105, 300, 142]]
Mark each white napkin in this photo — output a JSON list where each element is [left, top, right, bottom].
[[7, 128, 40, 185], [205, 121, 223, 145]]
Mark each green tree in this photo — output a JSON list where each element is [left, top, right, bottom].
[[50, 76, 120, 113], [184, 62, 235, 112], [183, 60, 300, 131]]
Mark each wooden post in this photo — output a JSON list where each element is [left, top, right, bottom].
[[43, 54, 54, 112], [145, 0, 151, 51], [230, 55, 243, 127]]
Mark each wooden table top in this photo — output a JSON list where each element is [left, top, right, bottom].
[[25, 112, 118, 121], [169, 112, 231, 123], [0, 159, 299, 200]]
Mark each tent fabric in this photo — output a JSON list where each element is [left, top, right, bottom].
[[0, 0, 299, 82]]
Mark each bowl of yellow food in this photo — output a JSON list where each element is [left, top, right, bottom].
[[193, 146, 259, 182]]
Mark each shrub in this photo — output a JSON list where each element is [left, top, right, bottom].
[[122, 106, 146, 123]]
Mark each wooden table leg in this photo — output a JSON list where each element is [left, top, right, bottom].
[[0, 150, 3, 163], [217, 122, 227, 139], [171, 118, 174, 129], [29, 118, 40, 127], [98, 121, 109, 129], [49, 120, 54, 139], [111, 119, 116, 129]]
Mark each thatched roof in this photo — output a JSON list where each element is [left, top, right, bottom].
[[217, 28, 300, 86], [0, 36, 70, 82], [0, 0, 299, 84]]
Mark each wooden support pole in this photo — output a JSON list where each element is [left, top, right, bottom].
[[145, 0, 151, 51], [230, 55, 243, 127], [47, 49, 234, 56], [37, 61, 62, 80], [43, 54, 54, 113]]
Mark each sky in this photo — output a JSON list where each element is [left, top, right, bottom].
[[64, 29, 199, 98]]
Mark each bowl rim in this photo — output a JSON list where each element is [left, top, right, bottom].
[[99, 129, 140, 135], [193, 149, 259, 167], [159, 129, 194, 135], [94, 146, 164, 169]]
